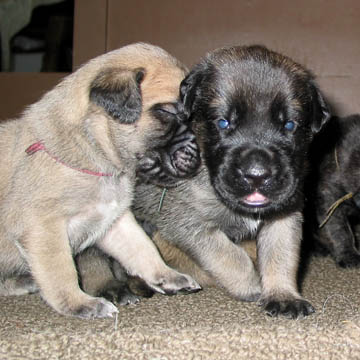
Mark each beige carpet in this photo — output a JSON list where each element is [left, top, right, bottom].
[[1, 256, 360, 360]]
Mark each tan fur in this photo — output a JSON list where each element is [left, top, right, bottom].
[[152, 231, 216, 287], [152, 231, 258, 287], [0, 43, 200, 318], [76, 247, 116, 298], [257, 212, 303, 300]]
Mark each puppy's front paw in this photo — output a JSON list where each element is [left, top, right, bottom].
[[336, 251, 360, 268], [62, 296, 119, 319], [259, 298, 315, 319], [99, 281, 140, 306], [148, 270, 202, 295]]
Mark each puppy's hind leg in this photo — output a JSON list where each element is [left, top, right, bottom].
[[25, 219, 118, 318], [0, 274, 38, 296], [96, 210, 202, 295], [77, 247, 140, 305]]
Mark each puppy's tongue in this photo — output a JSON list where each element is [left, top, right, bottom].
[[244, 192, 268, 205]]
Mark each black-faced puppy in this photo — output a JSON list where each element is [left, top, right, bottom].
[[133, 45, 330, 318], [308, 114, 360, 267], [0, 43, 201, 318]]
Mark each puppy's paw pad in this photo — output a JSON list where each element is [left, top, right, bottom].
[[260, 298, 315, 319]]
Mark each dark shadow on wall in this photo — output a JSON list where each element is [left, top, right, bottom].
[[4, 0, 74, 72]]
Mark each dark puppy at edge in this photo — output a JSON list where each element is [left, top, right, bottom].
[[80, 45, 330, 318], [306, 114, 360, 268]]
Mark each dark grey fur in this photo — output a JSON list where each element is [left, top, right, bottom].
[[307, 114, 360, 267]]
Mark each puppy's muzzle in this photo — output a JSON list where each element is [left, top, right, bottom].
[[239, 149, 274, 188], [235, 147, 279, 206], [137, 124, 200, 186], [168, 123, 200, 177]]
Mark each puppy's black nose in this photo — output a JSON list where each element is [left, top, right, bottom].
[[237, 148, 273, 188], [242, 164, 271, 188]]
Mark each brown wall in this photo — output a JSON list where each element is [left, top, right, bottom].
[[104, 0, 360, 116], [72, 0, 107, 69], [1, 0, 359, 119], [0, 73, 66, 120]]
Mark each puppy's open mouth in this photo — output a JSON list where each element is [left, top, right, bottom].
[[242, 192, 270, 207]]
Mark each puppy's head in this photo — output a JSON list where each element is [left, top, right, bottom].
[[180, 45, 330, 215], [84, 43, 200, 186]]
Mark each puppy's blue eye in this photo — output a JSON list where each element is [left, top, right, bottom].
[[284, 121, 295, 131], [218, 119, 229, 129]]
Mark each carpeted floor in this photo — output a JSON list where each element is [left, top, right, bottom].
[[1, 256, 359, 360]]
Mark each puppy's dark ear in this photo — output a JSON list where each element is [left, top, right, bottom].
[[89, 67, 145, 123], [309, 81, 331, 134], [180, 63, 206, 116]]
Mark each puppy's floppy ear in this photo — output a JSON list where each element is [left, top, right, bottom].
[[309, 81, 331, 134], [89, 67, 145, 124], [180, 63, 206, 116]]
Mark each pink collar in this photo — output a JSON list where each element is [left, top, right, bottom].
[[25, 142, 113, 177]]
